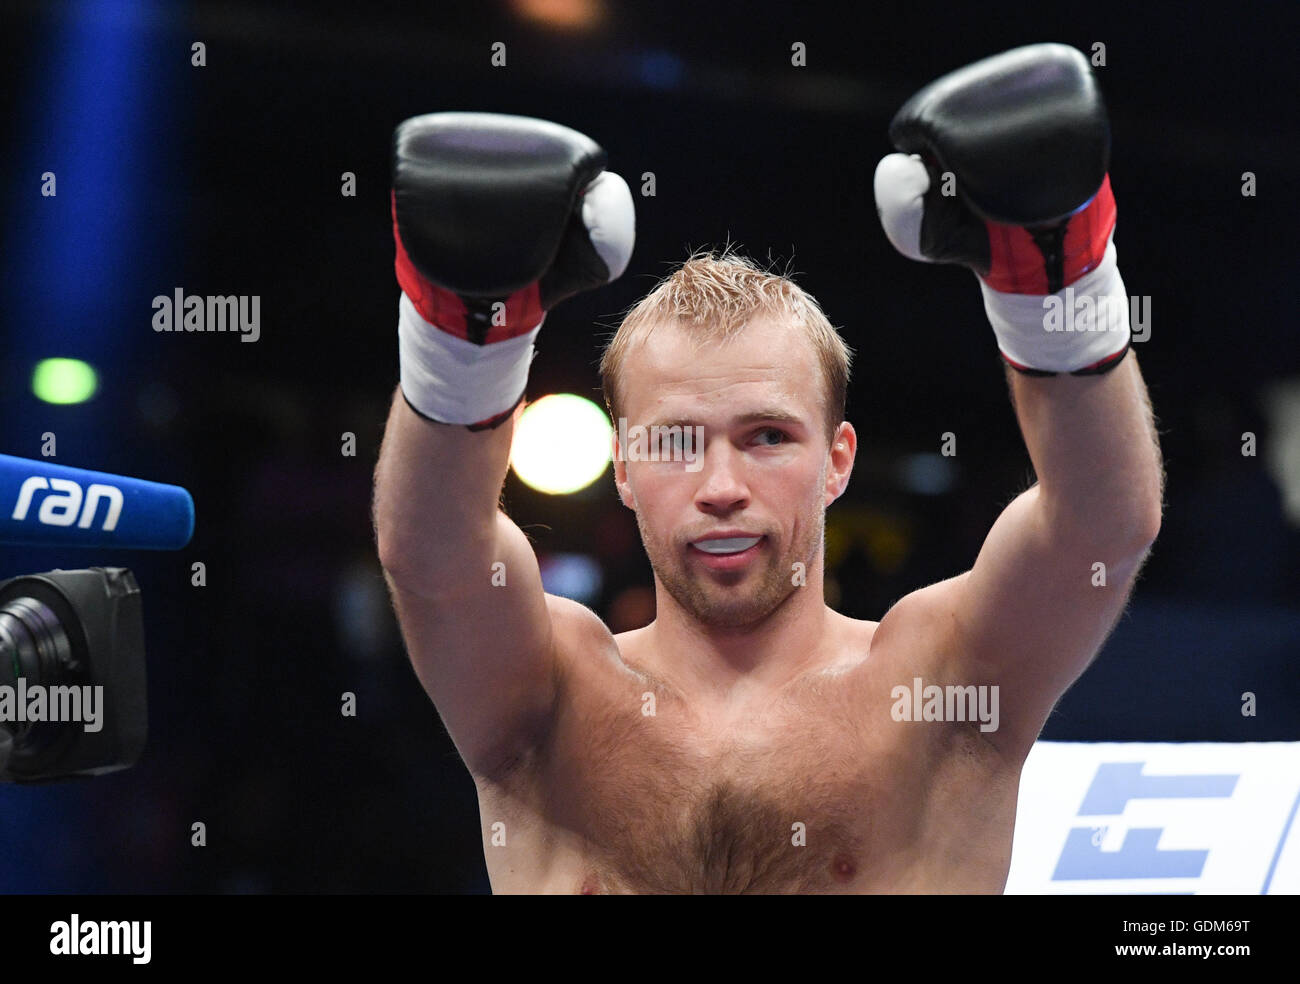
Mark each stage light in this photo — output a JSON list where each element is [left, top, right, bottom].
[[511, 394, 612, 494], [511, 0, 604, 31], [31, 358, 98, 405]]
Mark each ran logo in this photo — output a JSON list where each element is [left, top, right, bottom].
[[10, 477, 123, 530]]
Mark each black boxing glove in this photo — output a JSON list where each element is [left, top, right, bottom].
[[392, 112, 635, 428], [873, 44, 1130, 376]]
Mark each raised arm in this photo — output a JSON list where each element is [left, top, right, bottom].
[[948, 355, 1162, 754], [871, 44, 1162, 758], [375, 392, 556, 778], [373, 113, 634, 778]]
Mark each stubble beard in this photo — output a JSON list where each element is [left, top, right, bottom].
[[635, 497, 826, 630]]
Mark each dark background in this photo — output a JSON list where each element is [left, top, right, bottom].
[[0, 0, 1296, 892]]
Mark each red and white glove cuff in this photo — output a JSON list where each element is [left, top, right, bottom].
[[398, 291, 543, 427], [979, 236, 1131, 374]]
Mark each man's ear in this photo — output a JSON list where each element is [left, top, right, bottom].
[[613, 435, 636, 509], [825, 422, 857, 506]]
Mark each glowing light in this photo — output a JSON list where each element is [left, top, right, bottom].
[[511, 394, 612, 494], [32, 358, 98, 404], [510, 0, 604, 30]]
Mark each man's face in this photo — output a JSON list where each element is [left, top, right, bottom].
[[614, 316, 850, 629]]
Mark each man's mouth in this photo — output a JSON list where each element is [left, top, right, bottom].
[[690, 535, 763, 555]]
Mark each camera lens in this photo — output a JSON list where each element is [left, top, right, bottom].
[[0, 568, 145, 782], [0, 595, 74, 743]]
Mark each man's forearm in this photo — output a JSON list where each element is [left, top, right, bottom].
[[372, 387, 515, 588], [1007, 352, 1164, 546]]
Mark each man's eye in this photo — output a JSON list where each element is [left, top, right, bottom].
[[754, 428, 786, 446]]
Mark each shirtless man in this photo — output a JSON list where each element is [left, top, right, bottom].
[[373, 44, 1164, 893]]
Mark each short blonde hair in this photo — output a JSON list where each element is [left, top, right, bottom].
[[600, 250, 853, 441]]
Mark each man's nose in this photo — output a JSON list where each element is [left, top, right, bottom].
[[693, 444, 750, 513]]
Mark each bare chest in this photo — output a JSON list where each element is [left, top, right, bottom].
[[524, 675, 1001, 894]]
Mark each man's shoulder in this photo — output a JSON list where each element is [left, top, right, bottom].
[[868, 574, 971, 658], [544, 592, 607, 633], [544, 593, 640, 683], [814, 608, 880, 676], [824, 581, 971, 694]]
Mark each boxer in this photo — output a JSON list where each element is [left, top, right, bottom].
[[373, 44, 1164, 893]]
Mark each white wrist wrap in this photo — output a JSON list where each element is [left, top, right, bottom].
[[397, 291, 543, 425], [979, 236, 1131, 373]]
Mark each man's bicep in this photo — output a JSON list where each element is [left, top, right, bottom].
[[386, 512, 558, 778], [949, 484, 1149, 752]]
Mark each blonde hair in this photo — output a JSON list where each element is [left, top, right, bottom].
[[600, 249, 853, 441]]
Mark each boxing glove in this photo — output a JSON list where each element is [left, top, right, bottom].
[[392, 112, 635, 428], [873, 44, 1130, 376]]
